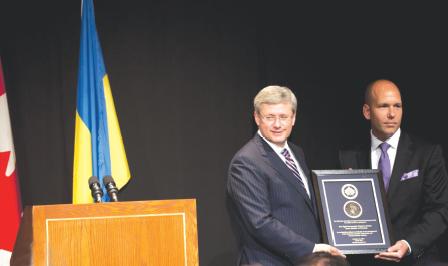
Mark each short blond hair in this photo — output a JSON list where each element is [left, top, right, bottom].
[[254, 85, 297, 113]]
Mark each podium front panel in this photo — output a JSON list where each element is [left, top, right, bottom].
[[31, 199, 198, 266]]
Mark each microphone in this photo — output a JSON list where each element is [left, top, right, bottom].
[[103, 175, 119, 202], [88, 176, 103, 203]]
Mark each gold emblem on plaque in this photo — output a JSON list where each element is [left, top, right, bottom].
[[343, 200, 363, 218]]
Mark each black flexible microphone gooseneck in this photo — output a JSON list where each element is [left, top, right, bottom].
[[88, 176, 103, 203], [103, 175, 119, 202]]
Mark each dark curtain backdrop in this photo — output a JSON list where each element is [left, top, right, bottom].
[[2, 1, 447, 265]]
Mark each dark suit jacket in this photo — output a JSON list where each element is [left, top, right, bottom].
[[339, 131, 448, 265], [227, 134, 321, 266]]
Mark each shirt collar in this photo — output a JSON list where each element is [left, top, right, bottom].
[[370, 128, 401, 150]]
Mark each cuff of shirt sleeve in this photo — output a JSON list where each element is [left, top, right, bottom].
[[401, 239, 412, 255]]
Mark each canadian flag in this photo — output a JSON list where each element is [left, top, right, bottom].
[[0, 60, 22, 266]]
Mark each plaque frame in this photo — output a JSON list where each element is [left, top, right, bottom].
[[311, 169, 392, 254]]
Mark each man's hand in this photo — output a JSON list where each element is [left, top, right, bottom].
[[375, 240, 409, 262], [313, 244, 346, 258]]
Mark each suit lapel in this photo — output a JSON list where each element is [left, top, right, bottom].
[[289, 143, 319, 215], [254, 135, 314, 212], [290, 144, 320, 218], [387, 133, 412, 199]]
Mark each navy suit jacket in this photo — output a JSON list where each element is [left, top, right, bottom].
[[339, 132, 448, 265], [227, 134, 321, 266]]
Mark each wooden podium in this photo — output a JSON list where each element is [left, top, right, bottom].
[[11, 199, 199, 266]]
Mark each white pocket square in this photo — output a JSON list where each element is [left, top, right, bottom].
[[400, 169, 419, 181]]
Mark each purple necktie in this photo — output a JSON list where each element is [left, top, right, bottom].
[[281, 148, 308, 195], [378, 142, 391, 190]]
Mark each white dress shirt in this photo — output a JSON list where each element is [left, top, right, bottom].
[[370, 128, 401, 170]]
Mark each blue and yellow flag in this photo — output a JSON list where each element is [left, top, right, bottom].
[[73, 0, 131, 203]]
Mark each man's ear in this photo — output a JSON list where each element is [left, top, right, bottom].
[[254, 111, 261, 126], [362, 104, 371, 120]]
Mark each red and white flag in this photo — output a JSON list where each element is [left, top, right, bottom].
[[0, 59, 22, 266]]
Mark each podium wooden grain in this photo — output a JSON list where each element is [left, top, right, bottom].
[[12, 199, 199, 266]]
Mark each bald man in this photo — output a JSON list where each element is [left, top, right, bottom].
[[339, 79, 448, 266]]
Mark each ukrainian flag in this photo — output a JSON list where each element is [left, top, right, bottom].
[[73, 0, 131, 203]]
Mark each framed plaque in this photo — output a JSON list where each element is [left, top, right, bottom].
[[311, 169, 392, 254]]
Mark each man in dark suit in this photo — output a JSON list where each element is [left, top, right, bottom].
[[339, 79, 448, 265], [227, 85, 344, 266]]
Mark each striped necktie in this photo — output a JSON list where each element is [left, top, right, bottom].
[[281, 148, 308, 194]]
